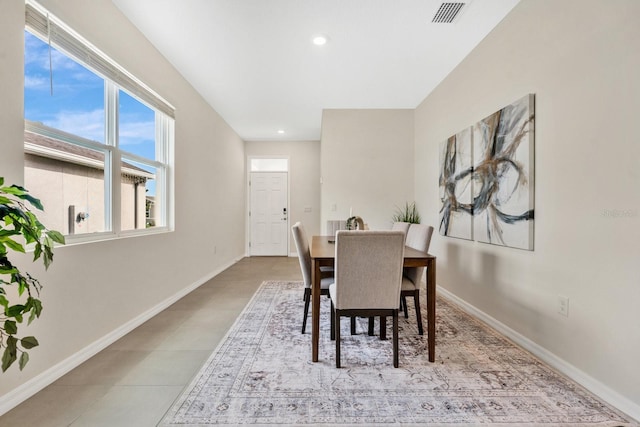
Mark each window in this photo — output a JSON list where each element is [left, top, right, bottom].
[[24, 1, 174, 239], [250, 158, 289, 172]]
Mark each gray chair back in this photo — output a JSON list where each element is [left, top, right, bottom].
[[404, 224, 434, 285], [292, 222, 312, 288], [333, 230, 404, 310], [391, 221, 410, 241]]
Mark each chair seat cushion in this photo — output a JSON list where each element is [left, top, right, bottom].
[[329, 283, 336, 301], [321, 277, 334, 290], [401, 276, 417, 291]]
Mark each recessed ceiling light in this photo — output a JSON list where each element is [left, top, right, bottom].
[[312, 34, 329, 46], [277, 129, 285, 134]]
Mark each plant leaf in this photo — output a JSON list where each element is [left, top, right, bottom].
[[3, 237, 25, 253], [6, 304, 25, 317], [0, 186, 26, 196], [18, 351, 29, 370], [2, 337, 18, 372], [46, 230, 65, 244], [26, 298, 43, 325], [32, 242, 42, 261], [20, 193, 44, 211], [21, 336, 39, 349], [0, 265, 18, 275], [4, 319, 17, 334]]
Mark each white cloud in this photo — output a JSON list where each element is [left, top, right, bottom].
[[24, 75, 49, 90], [43, 110, 155, 149], [119, 118, 155, 146], [45, 109, 105, 143]]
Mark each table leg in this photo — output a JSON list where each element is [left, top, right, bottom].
[[427, 258, 436, 362], [311, 258, 320, 362]]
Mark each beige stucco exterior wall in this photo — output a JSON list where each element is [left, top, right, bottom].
[[25, 155, 148, 234]]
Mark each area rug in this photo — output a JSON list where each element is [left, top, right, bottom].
[[160, 281, 635, 426]]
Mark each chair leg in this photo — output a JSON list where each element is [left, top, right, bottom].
[[350, 317, 356, 335], [335, 311, 341, 368], [414, 290, 424, 335], [330, 300, 335, 341], [302, 288, 311, 334], [402, 295, 409, 318], [380, 316, 387, 340], [393, 310, 399, 368], [368, 317, 375, 336]]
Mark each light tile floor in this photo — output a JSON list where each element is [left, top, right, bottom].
[[0, 256, 302, 427]]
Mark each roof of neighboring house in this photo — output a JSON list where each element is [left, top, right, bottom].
[[24, 131, 153, 180]]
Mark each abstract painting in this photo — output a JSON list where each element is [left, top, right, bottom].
[[439, 127, 473, 240], [439, 94, 535, 250], [473, 94, 535, 250]]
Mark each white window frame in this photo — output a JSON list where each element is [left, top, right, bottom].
[[24, 0, 175, 243]]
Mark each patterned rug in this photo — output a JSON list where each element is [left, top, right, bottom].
[[160, 281, 635, 426]]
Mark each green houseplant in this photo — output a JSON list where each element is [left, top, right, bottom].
[[392, 202, 421, 224], [0, 177, 64, 372]]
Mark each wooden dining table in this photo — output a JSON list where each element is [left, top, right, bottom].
[[310, 235, 437, 363]]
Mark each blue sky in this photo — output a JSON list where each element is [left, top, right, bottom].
[[24, 31, 156, 161]]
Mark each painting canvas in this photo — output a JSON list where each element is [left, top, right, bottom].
[[472, 94, 535, 250], [439, 126, 473, 240], [438, 94, 535, 250]]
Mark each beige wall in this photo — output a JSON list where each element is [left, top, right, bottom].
[[245, 140, 321, 254], [320, 109, 415, 232], [3, 0, 639, 418], [415, 0, 640, 414], [1, 0, 246, 408], [0, 0, 25, 185]]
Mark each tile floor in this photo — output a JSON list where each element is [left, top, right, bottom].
[[0, 256, 302, 427]]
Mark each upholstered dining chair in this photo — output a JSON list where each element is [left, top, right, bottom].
[[363, 221, 411, 336], [329, 230, 405, 368], [401, 223, 434, 335], [292, 222, 334, 334], [391, 221, 411, 238]]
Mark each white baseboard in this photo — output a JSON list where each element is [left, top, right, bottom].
[[0, 258, 238, 416], [438, 288, 640, 423]]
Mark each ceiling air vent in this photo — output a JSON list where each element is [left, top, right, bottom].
[[432, 2, 466, 23]]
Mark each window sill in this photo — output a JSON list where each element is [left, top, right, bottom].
[[58, 227, 173, 248]]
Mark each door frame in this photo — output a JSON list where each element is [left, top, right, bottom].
[[246, 156, 290, 256]]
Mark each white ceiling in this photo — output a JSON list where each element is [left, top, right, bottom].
[[111, 0, 520, 141]]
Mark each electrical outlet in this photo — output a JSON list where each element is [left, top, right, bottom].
[[558, 295, 569, 317]]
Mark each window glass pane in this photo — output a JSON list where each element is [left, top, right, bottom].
[[24, 9, 173, 242], [118, 90, 156, 160], [24, 31, 105, 143], [250, 158, 288, 172], [24, 131, 106, 235], [120, 157, 157, 230]]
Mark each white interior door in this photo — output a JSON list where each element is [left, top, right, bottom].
[[250, 172, 288, 256]]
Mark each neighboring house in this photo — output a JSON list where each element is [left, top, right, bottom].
[[24, 130, 153, 235]]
